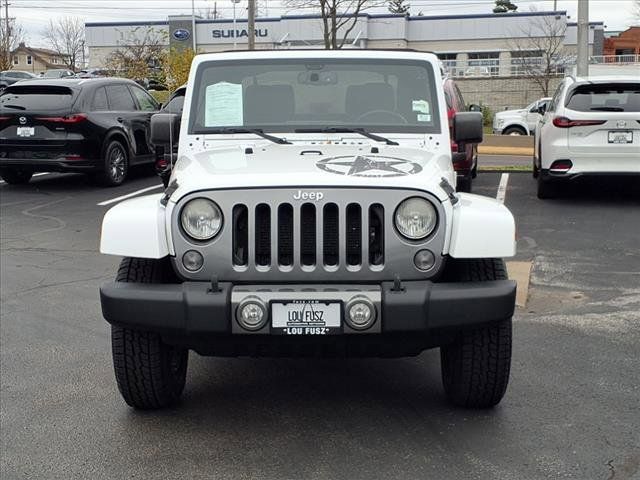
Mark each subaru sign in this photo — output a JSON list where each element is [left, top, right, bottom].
[[172, 29, 191, 41]]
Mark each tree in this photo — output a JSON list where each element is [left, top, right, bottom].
[[493, 0, 518, 13], [388, 0, 410, 15], [633, 0, 640, 22], [163, 47, 196, 92], [105, 27, 166, 84], [0, 18, 25, 71], [508, 14, 569, 96], [283, 0, 384, 49], [43, 17, 85, 71]]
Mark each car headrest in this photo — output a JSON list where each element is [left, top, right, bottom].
[[244, 84, 295, 124], [346, 83, 395, 118]]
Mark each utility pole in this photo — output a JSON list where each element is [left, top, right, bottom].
[[247, 0, 256, 50], [576, 0, 589, 77], [191, 0, 197, 51], [3, 0, 11, 69], [553, 0, 557, 11]]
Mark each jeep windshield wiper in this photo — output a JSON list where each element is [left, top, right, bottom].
[[294, 127, 399, 146], [206, 127, 291, 145]]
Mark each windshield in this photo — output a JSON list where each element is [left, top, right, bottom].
[[566, 83, 640, 112], [189, 58, 441, 134]]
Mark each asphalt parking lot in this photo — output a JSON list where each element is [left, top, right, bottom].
[[1, 166, 639, 480]]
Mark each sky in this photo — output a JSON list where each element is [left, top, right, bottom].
[[7, 0, 639, 48]]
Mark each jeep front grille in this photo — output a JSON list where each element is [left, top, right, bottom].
[[171, 188, 446, 282], [232, 202, 384, 270]]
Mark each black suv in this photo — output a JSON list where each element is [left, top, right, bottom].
[[0, 78, 159, 186]]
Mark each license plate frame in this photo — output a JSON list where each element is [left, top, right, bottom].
[[608, 130, 633, 144], [16, 126, 35, 137], [271, 300, 342, 335]]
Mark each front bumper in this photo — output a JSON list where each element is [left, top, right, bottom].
[[100, 280, 516, 337]]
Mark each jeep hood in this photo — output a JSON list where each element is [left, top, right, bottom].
[[169, 143, 455, 203]]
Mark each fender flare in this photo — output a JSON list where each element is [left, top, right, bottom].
[[103, 128, 134, 159], [448, 193, 516, 258], [100, 193, 169, 258]]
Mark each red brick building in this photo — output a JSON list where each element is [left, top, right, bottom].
[[604, 27, 640, 57]]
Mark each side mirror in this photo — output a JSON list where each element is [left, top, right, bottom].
[[150, 113, 179, 146], [468, 104, 482, 113], [453, 112, 483, 144]]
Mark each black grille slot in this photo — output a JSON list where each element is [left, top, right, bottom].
[[369, 204, 384, 266], [323, 203, 339, 266], [346, 203, 362, 266], [232, 204, 248, 266], [278, 204, 294, 266], [255, 204, 271, 266], [300, 203, 316, 266]]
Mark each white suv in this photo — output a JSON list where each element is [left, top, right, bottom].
[[533, 76, 640, 199]]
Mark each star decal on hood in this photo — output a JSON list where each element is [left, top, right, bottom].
[[316, 155, 423, 177]]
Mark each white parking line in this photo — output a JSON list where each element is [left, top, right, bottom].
[[0, 172, 51, 185], [97, 184, 163, 207], [496, 173, 509, 204]]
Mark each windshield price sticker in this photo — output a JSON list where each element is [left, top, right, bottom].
[[271, 300, 341, 335], [205, 82, 243, 127]]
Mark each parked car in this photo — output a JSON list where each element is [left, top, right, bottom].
[[75, 68, 111, 78], [155, 84, 186, 187], [443, 76, 479, 192], [0, 70, 37, 91], [41, 69, 75, 79], [493, 97, 551, 135], [99, 49, 517, 411], [533, 76, 640, 199], [0, 78, 160, 186]]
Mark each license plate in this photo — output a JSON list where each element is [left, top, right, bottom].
[[16, 126, 35, 137], [271, 300, 341, 335], [608, 131, 633, 144]]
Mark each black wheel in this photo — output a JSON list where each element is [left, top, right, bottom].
[[111, 257, 188, 409], [440, 258, 512, 409], [98, 140, 129, 186], [0, 168, 33, 185], [457, 175, 472, 193], [537, 174, 558, 199], [503, 126, 526, 136]]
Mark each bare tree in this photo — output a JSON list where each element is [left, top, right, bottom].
[[0, 18, 25, 71], [43, 17, 85, 71], [283, 0, 384, 49], [105, 27, 166, 84], [508, 14, 569, 96], [633, 0, 640, 22]]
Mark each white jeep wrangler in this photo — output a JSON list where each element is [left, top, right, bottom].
[[100, 50, 517, 410]]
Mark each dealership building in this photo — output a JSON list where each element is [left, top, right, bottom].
[[86, 11, 604, 74]]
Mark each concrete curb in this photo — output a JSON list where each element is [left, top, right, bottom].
[[478, 146, 534, 156]]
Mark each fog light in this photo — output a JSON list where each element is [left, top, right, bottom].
[[414, 249, 436, 271], [345, 296, 376, 330], [182, 250, 204, 271], [236, 297, 268, 331]]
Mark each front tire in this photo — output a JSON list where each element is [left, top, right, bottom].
[[440, 259, 512, 408], [537, 174, 558, 199], [111, 257, 188, 409], [0, 168, 33, 185], [503, 126, 526, 136], [456, 175, 472, 193]]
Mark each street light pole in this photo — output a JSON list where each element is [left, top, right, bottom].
[[191, 0, 197, 51], [247, 0, 255, 50], [576, 0, 589, 77]]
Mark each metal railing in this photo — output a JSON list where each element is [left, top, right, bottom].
[[440, 54, 639, 78]]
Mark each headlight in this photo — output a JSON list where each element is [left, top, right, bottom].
[[180, 198, 223, 241], [394, 197, 437, 240]]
